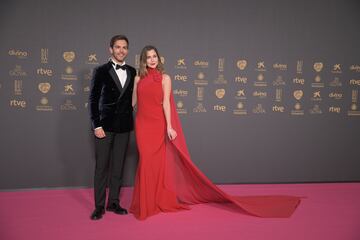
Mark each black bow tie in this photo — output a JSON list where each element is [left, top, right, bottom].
[[111, 61, 126, 70]]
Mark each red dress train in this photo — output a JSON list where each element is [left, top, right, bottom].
[[130, 68, 301, 220]]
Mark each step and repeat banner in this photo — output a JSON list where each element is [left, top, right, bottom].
[[1, 0, 359, 189]]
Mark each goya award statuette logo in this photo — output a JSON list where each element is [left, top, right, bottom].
[[38, 82, 51, 94], [293, 90, 303, 101], [237, 60, 247, 70], [313, 62, 323, 72], [215, 89, 225, 99], [63, 51, 75, 63]]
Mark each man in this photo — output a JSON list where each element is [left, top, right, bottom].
[[89, 35, 136, 220]]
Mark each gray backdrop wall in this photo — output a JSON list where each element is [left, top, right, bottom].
[[1, 0, 359, 190]]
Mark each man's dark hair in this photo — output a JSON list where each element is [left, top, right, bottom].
[[110, 35, 129, 48]]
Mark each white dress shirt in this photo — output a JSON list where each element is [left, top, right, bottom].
[[111, 59, 127, 88]]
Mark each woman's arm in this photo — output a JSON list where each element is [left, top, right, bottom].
[[162, 74, 177, 140]]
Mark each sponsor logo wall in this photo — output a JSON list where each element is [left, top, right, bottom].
[[5, 49, 359, 117]]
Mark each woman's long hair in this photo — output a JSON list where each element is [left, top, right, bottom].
[[138, 45, 164, 78]]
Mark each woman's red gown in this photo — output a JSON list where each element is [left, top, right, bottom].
[[130, 68, 301, 220]]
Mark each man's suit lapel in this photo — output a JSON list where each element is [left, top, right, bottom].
[[108, 63, 123, 91]]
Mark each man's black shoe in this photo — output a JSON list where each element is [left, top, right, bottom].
[[90, 207, 105, 220], [106, 203, 128, 215]]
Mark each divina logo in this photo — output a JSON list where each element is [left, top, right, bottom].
[[273, 63, 287, 71], [329, 92, 342, 99], [194, 60, 209, 68], [8, 49, 28, 58], [253, 91, 267, 98]]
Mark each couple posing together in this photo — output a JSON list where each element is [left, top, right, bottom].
[[89, 34, 301, 221]]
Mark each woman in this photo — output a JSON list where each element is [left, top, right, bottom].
[[130, 45, 301, 220]]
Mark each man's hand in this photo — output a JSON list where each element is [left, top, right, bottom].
[[94, 128, 106, 138]]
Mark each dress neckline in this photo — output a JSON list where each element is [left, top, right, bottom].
[[146, 67, 162, 82]]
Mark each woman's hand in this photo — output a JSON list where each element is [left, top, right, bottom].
[[167, 127, 177, 141]]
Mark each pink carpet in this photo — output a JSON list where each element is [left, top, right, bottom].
[[0, 183, 359, 240]]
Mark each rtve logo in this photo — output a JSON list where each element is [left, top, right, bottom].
[[37, 68, 53, 76]]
